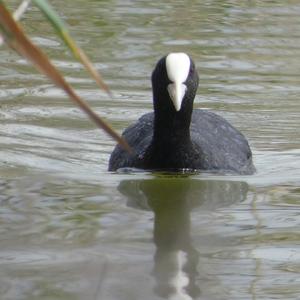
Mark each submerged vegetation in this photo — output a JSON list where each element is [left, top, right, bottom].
[[0, 0, 130, 151]]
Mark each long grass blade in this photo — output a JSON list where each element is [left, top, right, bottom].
[[0, 0, 31, 46], [0, 3, 130, 152], [14, 0, 31, 20], [32, 0, 110, 95]]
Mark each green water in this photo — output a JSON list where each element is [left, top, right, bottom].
[[1, 1, 300, 299]]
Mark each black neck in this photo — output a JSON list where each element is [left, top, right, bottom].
[[152, 89, 193, 146], [144, 110, 194, 169], [153, 111, 192, 146]]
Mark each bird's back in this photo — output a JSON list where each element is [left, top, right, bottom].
[[108, 113, 154, 171], [108, 110, 254, 174], [190, 110, 254, 174]]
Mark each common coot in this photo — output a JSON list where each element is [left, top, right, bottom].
[[109, 53, 255, 174]]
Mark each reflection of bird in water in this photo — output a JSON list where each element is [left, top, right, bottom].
[[154, 250, 197, 300], [119, 177, 248, 299], [151, 191, 199, 300]]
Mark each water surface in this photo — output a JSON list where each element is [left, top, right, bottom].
[[0, 1, 300, 299]]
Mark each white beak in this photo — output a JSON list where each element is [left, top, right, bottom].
[[167, 83, 187, 111]]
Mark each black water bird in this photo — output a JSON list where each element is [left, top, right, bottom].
[[109, 53, 255, 174]]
